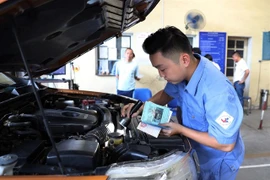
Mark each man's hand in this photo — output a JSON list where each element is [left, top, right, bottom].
[[239, 69, 249, 84], [238, 80, 244, 84], [121, 103, 144, 118], [160, 122, 183, 136], [161, 122, 236, 152]]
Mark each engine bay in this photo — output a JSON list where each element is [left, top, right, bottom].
[[0, 90, 188, 175]]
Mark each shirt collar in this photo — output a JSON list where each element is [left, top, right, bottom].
[[236, 58, 243, 64], [185, 54, 206, 96]]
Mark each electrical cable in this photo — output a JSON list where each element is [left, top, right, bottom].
[[12, 20, 65, 174]]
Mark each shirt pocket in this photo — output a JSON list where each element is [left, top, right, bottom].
[[186, 106, 208, 131]]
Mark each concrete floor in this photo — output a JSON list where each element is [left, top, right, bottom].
[[237, 109, 270, 180]]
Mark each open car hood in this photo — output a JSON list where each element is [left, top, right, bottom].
[[0, 0, 159, 76]]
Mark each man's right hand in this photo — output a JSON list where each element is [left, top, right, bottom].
[[238, 80, 244, 84], [121, 103, 144, 118]]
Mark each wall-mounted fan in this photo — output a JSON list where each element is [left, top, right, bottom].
[[184, 10, 206, 31]]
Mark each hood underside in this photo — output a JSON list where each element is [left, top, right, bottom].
[[0, 0, 159, 76]]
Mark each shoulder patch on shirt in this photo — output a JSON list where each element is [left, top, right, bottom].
[[215, 111, 234, 129]]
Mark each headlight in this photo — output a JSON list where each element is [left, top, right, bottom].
[[106, 151, 197, 180]]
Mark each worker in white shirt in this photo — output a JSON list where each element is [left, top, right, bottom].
[[204, 54, 221, 71], [232, 51, 250, 107]]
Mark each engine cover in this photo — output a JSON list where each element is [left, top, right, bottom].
[[46, 139, 100, 170], [36, 109, 99, 134]]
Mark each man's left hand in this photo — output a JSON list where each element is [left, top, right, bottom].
[[160, 122, 183, 137], [238, 80, 244, 84]]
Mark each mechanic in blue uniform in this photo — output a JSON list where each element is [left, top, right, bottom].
[[121, 26, 244, 180]]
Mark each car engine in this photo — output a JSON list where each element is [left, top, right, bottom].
[[0, 91, 188, 175]]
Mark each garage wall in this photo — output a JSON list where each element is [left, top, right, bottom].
[[128, 0, 270, 107], [67, 49, 167, 95], [55, 0, 270, 106]]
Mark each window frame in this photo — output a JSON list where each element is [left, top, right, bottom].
[[96, 34, 132, 76], [226, 37, 248, 81]]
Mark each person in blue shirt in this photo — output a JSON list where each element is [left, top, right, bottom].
[[121, 26, 244, 180], [116, 48, 140, 98]]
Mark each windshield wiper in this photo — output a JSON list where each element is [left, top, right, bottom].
[[12, 19, 65, 175]]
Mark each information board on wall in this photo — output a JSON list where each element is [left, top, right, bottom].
[[199, 32, 227, 73], [262, 32, 270, 60], [134, 32, 151, 65]]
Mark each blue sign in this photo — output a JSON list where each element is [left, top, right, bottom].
[[262, 32, 270, 60], [199, 32, 227, 73]]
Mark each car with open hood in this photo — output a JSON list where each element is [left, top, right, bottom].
[[0, 0, 198, 179]]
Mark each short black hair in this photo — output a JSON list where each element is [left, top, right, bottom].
[[142, 26, 192, 62], [192, 47, 201, 55], [204, 54, 213, 61], [232, 51, 241, 58]]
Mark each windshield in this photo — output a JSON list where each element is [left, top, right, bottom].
[[0, 72, 33, 102], [0, 72, 16, 86]]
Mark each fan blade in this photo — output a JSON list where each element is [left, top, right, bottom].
[[190, 22, 199, 29], [192, 15, 200, 23], [187, 13, 194, 21]]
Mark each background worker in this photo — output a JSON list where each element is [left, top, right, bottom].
[[205, 54, 221, 71], [192, 47, 201, 55], [116, 48, 140, 98], [232, 51, 250, 107], [121, 26, 244, 180]]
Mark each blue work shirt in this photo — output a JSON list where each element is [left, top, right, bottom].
[[164, 55, 245, 179]]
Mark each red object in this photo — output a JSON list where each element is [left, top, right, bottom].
[[258, 120, 263, 130], [82, 99, 88, 106], [262, 101, 267, 110], [258, 100, 267, 130]]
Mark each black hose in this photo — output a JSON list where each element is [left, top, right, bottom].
[[0, 113, 13, 129], [14, 128, 41, 136], [89, 105, 112, 126], [5, 121, 31, 127], [84, 126, 109, 145], [84, 105, 114, 145]]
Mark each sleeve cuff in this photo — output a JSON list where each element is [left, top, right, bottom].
[[209, 131, 238, 145]]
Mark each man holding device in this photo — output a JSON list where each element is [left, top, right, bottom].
[[121, 26, 244, 180]]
